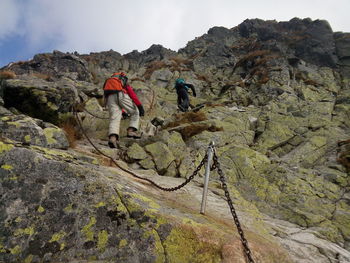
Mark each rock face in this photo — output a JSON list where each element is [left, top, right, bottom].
[[0, 18, 350, 263]]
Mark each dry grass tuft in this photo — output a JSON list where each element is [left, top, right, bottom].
[[31, 72, 53, 81], [144, 61, 167, 79], [295, 72, 321, 86], [180, 124, 223, 140], [130, 77, 145, 82], [143, 56, 193, 80], [170, 56, 192, 66], [234, 50, 271, 69], [0, 70, 16, 79], [195, 74, 210, 82], [164, 111, 208, 128], [337, 139, 350, 172], [59, 115, 82, 148]]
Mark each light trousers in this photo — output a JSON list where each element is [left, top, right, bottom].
[[107, 92, 139, 136]]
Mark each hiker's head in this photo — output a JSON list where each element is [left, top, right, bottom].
[[176, 78, 185, 85], [111, 72, 126, 78]]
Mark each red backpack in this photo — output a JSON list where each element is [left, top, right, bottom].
[[103, 72, 127, 92]]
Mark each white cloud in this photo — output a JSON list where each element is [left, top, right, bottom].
[[0, 0, 22, 40], [2, 0, 350, 60]]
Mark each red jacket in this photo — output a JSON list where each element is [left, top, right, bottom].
[[125, 85, 142, 106]]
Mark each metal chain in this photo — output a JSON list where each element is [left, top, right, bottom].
[[72, 103, 207, 192], [72, 98, 255, 261], [212, 150, 255, 263]]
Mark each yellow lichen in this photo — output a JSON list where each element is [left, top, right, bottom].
[[0, 142, 14, 154], [49, 231, 66, 243], [109, 195, 128, 214], [64, 204, 74, 213], [24, 254, 33, 263], [33, 145, 73, 160], [147, 230, 165, 263], [119, 239, 127, 248], [24, 135, 31, 143], [7, 121, 20, 128], [60, 243, 65, 250], [129, 193, 161, 210], [163, 226, 222, 263], [81, 217, 96, 241], [97, 230, 108, 251], [0, 243, 6, 253], [10, 245, 21, 255], [43, 128, 58, 145], [14, 227, 35, 236], [94, 201, 106, 208], [37, 206, 45, 213], [47, 101, 59, 111], [1, 164, 13, 170]]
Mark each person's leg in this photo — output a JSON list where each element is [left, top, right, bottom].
[[107, 93, 122, 147], [178, 89, 189, 111], [118, 92, 141, 138]]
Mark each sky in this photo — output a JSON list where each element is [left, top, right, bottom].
[[0, 0, 349, 67]]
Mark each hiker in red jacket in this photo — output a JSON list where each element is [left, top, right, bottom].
[[103, 72, 145, 148]]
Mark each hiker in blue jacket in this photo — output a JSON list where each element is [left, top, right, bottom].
[[174, 78, 196, 112]]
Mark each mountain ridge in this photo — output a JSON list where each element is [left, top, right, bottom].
[[0, 17, 350, 262]]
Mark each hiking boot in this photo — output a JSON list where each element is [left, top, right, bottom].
[[108, 134, 119, 148], [127, 130, 142, 139]]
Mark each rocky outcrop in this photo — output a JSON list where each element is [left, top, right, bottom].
[[6, 50, 93, 82], [1, 77, 79, 125], [0, 17, 350, 262]]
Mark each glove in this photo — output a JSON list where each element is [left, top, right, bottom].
[[122, 111, 130, 119], [137, 105, 145, 116]]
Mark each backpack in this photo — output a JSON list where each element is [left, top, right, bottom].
[[103, 72, 128, 92], [175, 78, 185, 85]]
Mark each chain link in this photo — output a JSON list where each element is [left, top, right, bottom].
[[212, 151, 255, 263], [73, 101, 255, 262]]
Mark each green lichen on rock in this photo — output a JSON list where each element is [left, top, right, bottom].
[[127, 143, 148, 160], [49, 231, 66, 243], [37, 206, 45, 213], [163, 225, 222, 263], [333, 200, 350, 239], [14, 227, 35, 236], [1, 164, 13, 170], [97, 230, 108, 252], [139, 157, 155, 170], [167, 131, 187, 160], [81, 216, 96, 241], [145, 141, 175, 174], [0, 141, 14, 154], [10, 245, 21, 255], [118, 239, 128, 248], [43, 127, 58, 145]]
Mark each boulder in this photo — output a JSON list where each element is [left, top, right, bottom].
[[145, 142, 176, 175], [0, 115, 69, 149], [1, 78, 77, 125]]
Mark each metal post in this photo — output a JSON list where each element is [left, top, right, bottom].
[[200, 141, 214, 214]]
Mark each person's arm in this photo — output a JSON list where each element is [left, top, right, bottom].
[[186, 84, 196, 97], [125, 85, 142, 106], [125, 85, 145, 116]]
